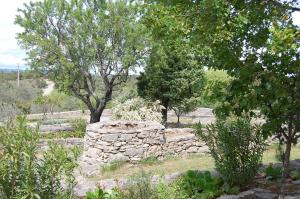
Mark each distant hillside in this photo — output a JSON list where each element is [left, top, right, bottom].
[[0, 68, 21, 73]]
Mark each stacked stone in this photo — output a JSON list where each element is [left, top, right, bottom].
[[79, 121, 165, 176], [164, 128, 208, 155]]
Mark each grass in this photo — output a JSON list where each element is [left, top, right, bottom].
[[90, 144, 300, 180], [101, 160, 128, 174], [139, 156, 161, 165], [39, 130, 85, 139]]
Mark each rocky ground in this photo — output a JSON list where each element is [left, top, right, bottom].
[[74, 160, 300, 198]]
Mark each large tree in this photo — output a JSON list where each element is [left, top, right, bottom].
[[137, 4, 205, 125], [150, 0, 300, 178], [16, 0, 146, 123]]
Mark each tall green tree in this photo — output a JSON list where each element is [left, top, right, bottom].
[[16, 0, 146, 123], [137, 4, 205, 125], [150, 0, 300, 177]]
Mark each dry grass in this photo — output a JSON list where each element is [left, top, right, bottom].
[[89, 144, 300, 180]]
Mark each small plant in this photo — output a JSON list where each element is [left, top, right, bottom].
[[86, 187, 110, 199], [265, 164, 282, 180], [40, 130, 85, 139], [122, 170, 157, 199], [179, 170, 223, 199], [42, 119, 69, 125], [71, 118, 87, 133], [291, 170, 300, 180], [101, 160, 127, 173], [0, 116, 79, 198], [196, 116, 265, 187], [139, 156, 160, 165], [156, 179, 188, 199]]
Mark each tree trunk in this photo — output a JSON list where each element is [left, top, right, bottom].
[[176, 115, 180, 127], [89, 105, 105, 124], [283, 140, 292, 177], [162, 107, 168, 126], [279, 140, 292, 198]]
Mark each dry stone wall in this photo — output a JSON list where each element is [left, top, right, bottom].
[[164, 128, 208, 155], [79, 121, 208, 176]]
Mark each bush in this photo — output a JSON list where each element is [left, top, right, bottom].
[[155, 179, 188, 199], [264, 164, 282, 180], [196, 117, 265, 187], [179, 170, 222, 199], [86, 187, 111, 199], [0, 116, 79, 198], [118, 170, 157, 199], [112, 97, 163, 123], [71, 118, 87, 133]]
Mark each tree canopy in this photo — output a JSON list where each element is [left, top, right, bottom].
[[137, 3, 205, 125], [149, 0, 300, 175], [16, 0, 146, 123]]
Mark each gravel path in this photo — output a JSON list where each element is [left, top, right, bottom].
[[42, 79, 55, 96]]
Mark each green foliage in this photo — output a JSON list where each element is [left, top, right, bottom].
[[35, 78, 48, 89], [201, 70, 232, 108], [16, 0, 146, 123], [291, 170, 300, 180], [86, 188, 111, 199], [196, 117, 265, 187], [179, 170, 222, 199], [0, 116, 78, 198], [264, 165, 282, 181], [138, 3, 205, 124], [155, 180, 188, 199], [119, 171, 157, 199], [84, 170, 240, 199], [139, 156, 160, 166], [70, 118, 87, 133], [0, 70, 42, 81], [147, 0, 300, 176], [171, 97, 200, 126], [0, 79, 42, 120], [101, 160, 127, 174], [40, 131, 85, 139]]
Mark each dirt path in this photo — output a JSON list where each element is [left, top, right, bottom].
[[42, 80, 55, 96]]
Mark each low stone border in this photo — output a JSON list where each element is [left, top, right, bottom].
[[38, 138, 84, 150]]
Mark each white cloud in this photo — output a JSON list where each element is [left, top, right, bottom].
[[0, 0, 34, 69]]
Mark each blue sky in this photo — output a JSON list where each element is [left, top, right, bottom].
[[0, 0, 300, 70]]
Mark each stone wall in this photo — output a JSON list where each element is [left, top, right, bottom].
[[78, 121, 208, 176], [164, 128, 208, 155], [79, 121, 165, 176], [79, 121, 207, 176]]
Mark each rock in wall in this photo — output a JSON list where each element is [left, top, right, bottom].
[[79, 121, 165, 176], [78, 121, 208, 176]]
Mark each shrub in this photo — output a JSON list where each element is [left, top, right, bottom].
[[71, 118, 87, 133], [291, 170, 300, 180], [119, 170, 157, 199], [35, 78, 48, 89], [112, 97, 163, 123], [178, 170, 223, 199], [264, 164, 282, 180], [86, 187, 111, 199], [196, 117, 265, 187], [0, 116, 79, 198]]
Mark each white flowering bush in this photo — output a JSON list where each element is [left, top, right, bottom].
[[112, 97, 164, 123]]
